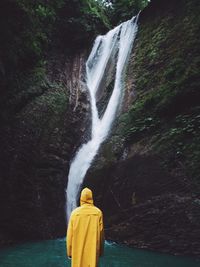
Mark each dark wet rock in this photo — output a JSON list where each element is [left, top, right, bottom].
[[106, 195, 200, 257], [84, 0, 200, 257], [85, 157, 200, 256], [0, 51, 90, 246]]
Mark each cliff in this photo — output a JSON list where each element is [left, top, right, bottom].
[[0, 0, 199, 257], [0, 0, 110, 246], [0, 51, 90, 246], [84, 0, 200, 257]]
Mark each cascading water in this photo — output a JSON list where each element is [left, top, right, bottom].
[[66, 15, 139, 221]]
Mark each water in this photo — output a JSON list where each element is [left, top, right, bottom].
[[0, 239, 199, 267], [66, 16, 139, 220]]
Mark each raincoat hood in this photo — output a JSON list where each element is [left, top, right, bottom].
[[80, 188, 94, 206]]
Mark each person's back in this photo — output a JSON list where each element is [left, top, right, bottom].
[[67, 188, 104, 267]]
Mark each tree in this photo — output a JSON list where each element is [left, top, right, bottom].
[[106, 0, 149, 24]]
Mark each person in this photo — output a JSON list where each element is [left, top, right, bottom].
[[66, 187, 104, 267]]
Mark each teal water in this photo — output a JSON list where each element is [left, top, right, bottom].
[[0, 239, 199, 267]]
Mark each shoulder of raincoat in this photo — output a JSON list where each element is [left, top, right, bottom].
[[66, 188, 104, 267]]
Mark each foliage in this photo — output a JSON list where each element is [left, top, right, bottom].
[[81, 0, 110, 28], [0, 0, 110, 81], [0, 0, 63, 74], [153, 108, 200, 185], [56, 0, 110, 51], [106, 0, 149, 24], [0, 0, 111, 114], [118, 0, 200, 186]]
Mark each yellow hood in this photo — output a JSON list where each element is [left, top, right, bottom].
[[80, 188, 94, 206]]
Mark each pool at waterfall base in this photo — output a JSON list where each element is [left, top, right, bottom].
[[0, 239, 199, 267]]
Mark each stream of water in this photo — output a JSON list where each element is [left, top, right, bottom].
[[66, 15, 139, 220], [0, 239, 199, 267]]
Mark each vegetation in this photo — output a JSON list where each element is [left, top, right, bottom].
[[0, 0, 112, 116], [0, 0, 110, 75], [1, 0, 199, 184], [0, 0, 149, 84], [119, 0, 200, 186], [105, 0, 149, 24]]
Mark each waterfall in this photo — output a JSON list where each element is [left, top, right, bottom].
[[66, 15, 139, 221]]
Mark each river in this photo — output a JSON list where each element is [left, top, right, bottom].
[[0, 239, 199, 267]]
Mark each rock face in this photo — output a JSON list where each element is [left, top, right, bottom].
[[0, 0, 199, 258], [84, 0, 200, 257], [0, 51, 90, 246]]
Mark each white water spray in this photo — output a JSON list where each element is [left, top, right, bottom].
[[66, 16, 139, 220]]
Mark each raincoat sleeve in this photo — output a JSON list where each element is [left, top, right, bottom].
[[66, 216, 73, 257], [99, 212, 105, 257]]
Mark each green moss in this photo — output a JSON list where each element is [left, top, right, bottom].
[[33, 89, 68, 116], [118, 0, 200, 186]]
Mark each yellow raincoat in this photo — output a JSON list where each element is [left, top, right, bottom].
[[67, 188, 104, 267]]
